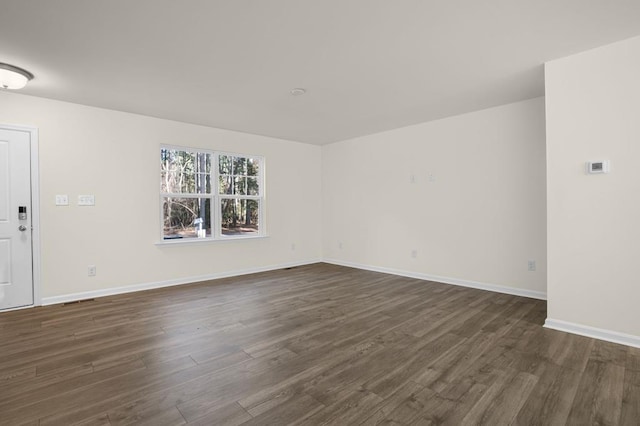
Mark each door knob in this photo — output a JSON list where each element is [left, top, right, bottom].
[[18, 225, 27, 232]]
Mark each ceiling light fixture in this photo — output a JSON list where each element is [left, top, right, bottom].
[[0, 63, 34, 90], [290, 88, 306, 96]]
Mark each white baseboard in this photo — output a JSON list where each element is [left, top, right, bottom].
[[40, 257, 547, 307], [41, 258, 322, 306], [544, 318, 640, 349], [323, 258, 547, 300]]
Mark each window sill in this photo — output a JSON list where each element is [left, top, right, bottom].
[[155, 234, 269, 246]]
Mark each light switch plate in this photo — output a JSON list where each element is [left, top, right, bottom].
[[55, 194, 69, 206], [78, 195, 95, 206]]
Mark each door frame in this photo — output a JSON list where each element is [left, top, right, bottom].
[[0, 123, 41, 309]]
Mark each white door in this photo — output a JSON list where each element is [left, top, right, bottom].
[[0, 127, 33, 310]]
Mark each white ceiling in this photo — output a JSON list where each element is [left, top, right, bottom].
[[2, 1, 640, 145]]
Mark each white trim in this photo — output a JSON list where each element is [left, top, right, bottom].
[[0, 123, 42, 307], [323, 258, 547, 300], [155, 234, 269, 246], [544, 318, 640, 349], [30, 128, 42, 307], [41, 258, 321, 306]]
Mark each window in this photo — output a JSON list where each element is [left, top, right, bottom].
[[160, 146, 264, 241]]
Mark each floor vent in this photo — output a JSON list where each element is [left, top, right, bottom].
[[62, 298, 96, 306]]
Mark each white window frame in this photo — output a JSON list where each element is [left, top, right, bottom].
[[159, 145, 265, 244]]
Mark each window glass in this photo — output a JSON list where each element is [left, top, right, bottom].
[[221, 198, 260, 236], [163, 197, 211, 239]]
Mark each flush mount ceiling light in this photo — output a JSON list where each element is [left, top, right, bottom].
[[0, 63, 34, 90], [290, 88, 306, 96]]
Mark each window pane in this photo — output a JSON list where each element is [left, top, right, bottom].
[[219, 175, 233, 194], [247, 177, 259, 195], [247, 158, 259, 176], [221, 199, 259, 236], [219, 155, 232, 175], [233, 157, 247, 175], [234, 177, 247, 195], [160, 171, 169, 192], [195, 172, 210, 194], [163, 197, 211, 239], [196, 152, 212, 174]]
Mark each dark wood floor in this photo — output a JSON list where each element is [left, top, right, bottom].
[[1, 263, 638, 425]]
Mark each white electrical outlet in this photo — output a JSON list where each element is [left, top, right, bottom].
[[88, 265, 96, 276], [291, 243, 296, 251], [411, 249, 418, 258], [338, 242, 343, 249], [55, 194, 69, 206], [528, 260, 536, 271]]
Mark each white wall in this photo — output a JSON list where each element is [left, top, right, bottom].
[[0, 93, 549, 306], [0, 91, 322, 300], [545, 36, 640, 340], [322, 98, 547, 298]]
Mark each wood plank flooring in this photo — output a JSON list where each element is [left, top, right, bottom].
[[1, 263, 639, 425]]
